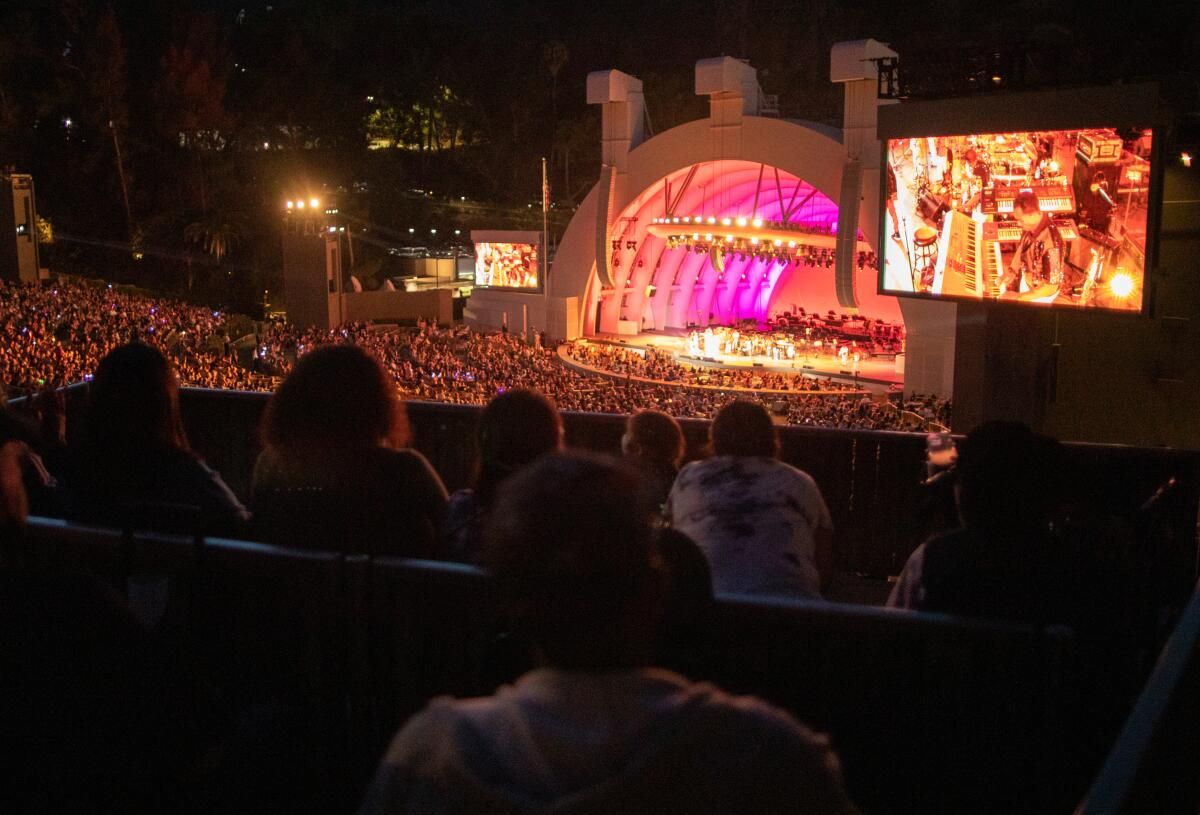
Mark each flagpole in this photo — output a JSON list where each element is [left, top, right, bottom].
[[541, 156, 549, 301]]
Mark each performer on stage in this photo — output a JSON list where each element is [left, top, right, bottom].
[[1001, 191, 1082, 298]]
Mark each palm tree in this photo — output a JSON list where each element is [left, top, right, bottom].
[[184, 213, 245, 291]]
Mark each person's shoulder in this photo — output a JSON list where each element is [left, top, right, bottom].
[[680, 682, 857, 811], [376, 446, 434, 470], [767, 458, 822, 490], [921, 527, 975, 558], [683, 679, 828, 749], [673, 457, 712, 487], [157, 445, 210, 480], [380, 691, 514, 780]]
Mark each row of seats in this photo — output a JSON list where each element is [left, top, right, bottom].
[[14, 515, 1085, 813]]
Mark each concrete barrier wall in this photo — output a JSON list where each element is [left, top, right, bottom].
[[341, 289, 452, 324]]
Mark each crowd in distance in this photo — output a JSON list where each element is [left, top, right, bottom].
[[0, 326, 1152, 813], [0, 279, 950, 431]]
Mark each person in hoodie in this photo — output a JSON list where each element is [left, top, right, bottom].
[[360, 452, 858, 815]]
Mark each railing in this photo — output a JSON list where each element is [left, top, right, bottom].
[[9, 383, 1200, 580]]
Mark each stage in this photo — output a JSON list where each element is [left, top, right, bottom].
[[582, 329, 903, 393]]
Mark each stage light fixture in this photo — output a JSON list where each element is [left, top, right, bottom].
[[1109, 272, 1135, 298], [296, 200, 305, 209], [1183, 152, 1193, 168], [310, 198, 319, 208], [286, 200, 293, 209]]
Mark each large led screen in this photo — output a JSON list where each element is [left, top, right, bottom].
[[474, 242, 540, 289], [880, 127, 1154, 312]]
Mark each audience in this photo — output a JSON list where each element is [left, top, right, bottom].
[[0, 437, 28, 536], [1, 421, 212, 813], [0, 396, 58, 518], [0, 279, 950, 432], [443, 388, 563, 562], [252, 344, 447, 556], [0, 277, 1185, 812], [667, 400, 834, 600], [361, 452, 859, 814], [0, 278, 265, 396], [621, 408, 686, 514], [566, 340, 862, 393], [887, 420, 1078, 623], [63, 343, 249, 536]]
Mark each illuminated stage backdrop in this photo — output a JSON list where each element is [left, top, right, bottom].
[[600, 160, 899, 332], [880, 127, 1154, 313]]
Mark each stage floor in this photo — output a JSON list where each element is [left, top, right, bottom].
[[588, 330, 903, 392]]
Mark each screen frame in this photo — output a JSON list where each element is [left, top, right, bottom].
[[470, 230, 545, 292], [876, 127, 1159, 316], [873, 83, 1164, 318]]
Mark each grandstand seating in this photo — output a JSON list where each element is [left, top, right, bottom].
[[31, 383, 1200, 579], [14, 514, 1123, 813]]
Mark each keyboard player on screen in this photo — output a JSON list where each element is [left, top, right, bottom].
[[1000, 190, 1081, 299]]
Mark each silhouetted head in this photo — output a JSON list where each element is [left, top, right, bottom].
[[483, 452, 662, 671], [711, 399, 778, 458], [85, 343, 189, 455], [622, 409, 684, 472], [956, 420, 1063, 535], [475, 388, 562, 507], [262, 344, 408, 454]]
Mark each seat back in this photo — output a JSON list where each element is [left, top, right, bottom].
[[189, 537, 353, 804], [359, 557, 500, 757], [702, 594, 1076, 814], [251, 486, 433, 557], [190, 537, 346, 698], [15, 517, 1087, 813], [18, 517, 128, 590]]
